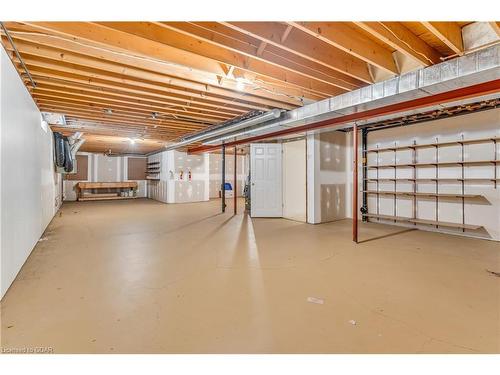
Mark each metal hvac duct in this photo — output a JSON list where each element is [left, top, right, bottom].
[[161, 109, 282, 152], [199, 44, 500, 147]]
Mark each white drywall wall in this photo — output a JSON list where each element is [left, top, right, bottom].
[[363, 109, 500, 241], [147, 151, 169, 203], [148, 150, 209, 203], [209, 153, 247, 198], [0, 46, 61, 299], [307, 109, 499, 241], [307, 131, 351, 224], [63, 153, 147, 201]]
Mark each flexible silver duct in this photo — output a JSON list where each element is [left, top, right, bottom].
[[161, 109, 282, 152]]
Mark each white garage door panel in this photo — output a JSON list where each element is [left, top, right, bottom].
[[251, 143, 282, 217]]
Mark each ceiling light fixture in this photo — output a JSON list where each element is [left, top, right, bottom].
[[151, 112, 159, 120], [235, 77, 253, 92], [104, 108, 113, 115], [236, 80, 245, 92]]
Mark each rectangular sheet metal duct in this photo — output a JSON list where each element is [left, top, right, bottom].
[[200, 45, 499, 147]]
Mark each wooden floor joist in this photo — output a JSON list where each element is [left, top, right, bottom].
[[0, 20, 486, 153]]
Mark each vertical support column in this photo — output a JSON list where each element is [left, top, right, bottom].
[[353, 124, 359, 243], [361, 129, 368, 221], [221, 143, 226, 213], [412, 141, 417, 224], [393, 141, 397, 223], [234, 146, 237, 215], [460, 137, 465, 232], [494, 139, 497, 189], [434, 139, 439, 229]]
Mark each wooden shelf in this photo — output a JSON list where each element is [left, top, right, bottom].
[[363, 134, 496, 237], [78, 196, 137, 202], [81, 193, 118, 198], [409, 218, 483, 230], [363, 190, 482, 198], [368, 160, 500, 169], [366, 137, 500, 153], [77, 181, 138, 189], [363, 214, 483, 230], [363, 213, 412, 222], [147, 161, 160, 165]]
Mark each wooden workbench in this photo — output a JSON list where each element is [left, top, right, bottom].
[[76, 182, 138, 201]]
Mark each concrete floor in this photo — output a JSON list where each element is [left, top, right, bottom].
[[1, 198, 499, 353]]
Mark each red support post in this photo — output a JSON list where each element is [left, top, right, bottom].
[[234, 147, 237, 215], [353, 123, 359, 243]]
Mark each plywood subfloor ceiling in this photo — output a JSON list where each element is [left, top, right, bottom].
[[2, 21, 497, 154]]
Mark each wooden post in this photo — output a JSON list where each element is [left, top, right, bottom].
[[234, 146, 237, 215], [353, 124, 359, 243]]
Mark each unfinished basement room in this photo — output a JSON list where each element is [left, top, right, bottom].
[[1, 3, 499, 369]]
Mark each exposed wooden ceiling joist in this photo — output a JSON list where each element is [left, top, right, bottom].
[[290, 22, 398, 74], [0, 21, 490, 154], [3, 37, 298, 111], [5, 23, 307, 107], [95, 22, 347, 97], [221, 22, 373, 84], [489, 22, 500, 38], [35, 96, 230, 122], [354, 22, 443, 66], [157, 22, 363, 91], [420, 22, 464, 55]]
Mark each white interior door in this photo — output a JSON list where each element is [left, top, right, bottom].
[[250, 143, 282, 217], [283, 139, 307, 222]]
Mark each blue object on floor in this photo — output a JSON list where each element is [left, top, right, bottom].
[[224, 183, 232, 191]]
